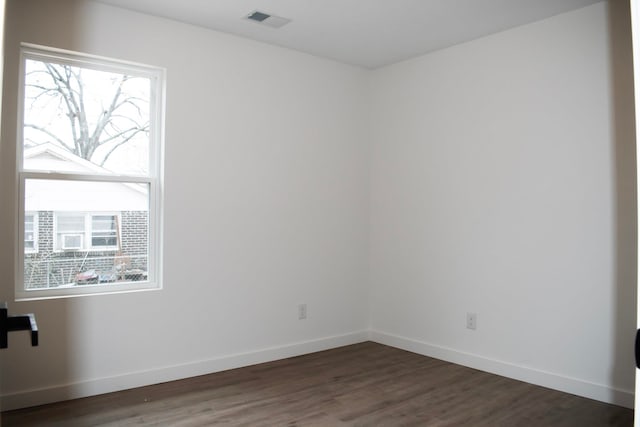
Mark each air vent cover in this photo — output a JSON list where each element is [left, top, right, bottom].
[[245, 11, 291, 29], [247, 11, 270, 22]]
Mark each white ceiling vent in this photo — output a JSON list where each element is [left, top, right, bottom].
[[245, 11, 291, 29]]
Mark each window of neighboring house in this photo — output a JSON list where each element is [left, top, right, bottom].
[[91, 215, 118, 248], [54, 213, 120, 251], [24, 212, 37, 253], [17, 44, 165, 299]]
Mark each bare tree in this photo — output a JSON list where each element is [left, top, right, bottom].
[[24, 62, 149, 166]]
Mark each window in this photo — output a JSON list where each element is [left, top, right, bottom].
[[56, 214, 85, 251], [91, 215, 118, 248], [54, 213, 120, 251], [17, 44, 164, 299], [24, 213, 37, 253]]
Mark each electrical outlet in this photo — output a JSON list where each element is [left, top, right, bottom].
[[466, 312, 477, 330], [298, 303, 307, 320]]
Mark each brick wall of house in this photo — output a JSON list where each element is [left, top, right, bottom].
[[121, 211, 148, 271], [24, 211, 148, 289]]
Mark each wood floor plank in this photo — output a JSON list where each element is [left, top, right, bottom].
[[1, 342, 633, 426]]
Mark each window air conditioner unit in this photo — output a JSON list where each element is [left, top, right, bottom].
[[62, 234, 83, 250]]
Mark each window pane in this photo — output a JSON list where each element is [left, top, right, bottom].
[[25, 215, 34, 231], [24, 214, 35, 251], [24, 179, 149, 289], [55, 214, 85, 250], [57, 215, 84, 233], [23, 59, 151, 176], [92, 215, 118, 247]]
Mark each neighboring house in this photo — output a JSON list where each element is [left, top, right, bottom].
[[23, 143, 149, 288]]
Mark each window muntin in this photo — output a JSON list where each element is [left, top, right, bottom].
[[17, 44, 164, 299]]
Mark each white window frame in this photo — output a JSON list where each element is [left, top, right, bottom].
[[16, 44, 165, 300]]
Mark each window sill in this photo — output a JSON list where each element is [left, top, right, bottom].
[[16, 279, 161, 301]]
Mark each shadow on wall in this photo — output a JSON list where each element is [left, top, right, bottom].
[[0, 0, 89, 412], [607, 0, 638, 403]]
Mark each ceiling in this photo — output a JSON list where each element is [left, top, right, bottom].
[[93, 0, 603, 69]]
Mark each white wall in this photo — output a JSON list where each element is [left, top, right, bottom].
[[0, 0, 635, 411], [369, 1, 637, 407], [0, 0, 369, 409]]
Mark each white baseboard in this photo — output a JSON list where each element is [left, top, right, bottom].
[[3, 330, 633, 411], [370, 330, 634, 409], [1, 330, 370, 411]]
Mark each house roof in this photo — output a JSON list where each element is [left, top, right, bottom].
[[24, 143, 149, 212], [24, 143, 116, 175]]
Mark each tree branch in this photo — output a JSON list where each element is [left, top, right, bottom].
[[24, 124, 73, 151], [99, 130, 145, 166], [26, 63, 151, 168]]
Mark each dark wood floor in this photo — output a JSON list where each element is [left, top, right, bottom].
[[2, 342, 633, 426]]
